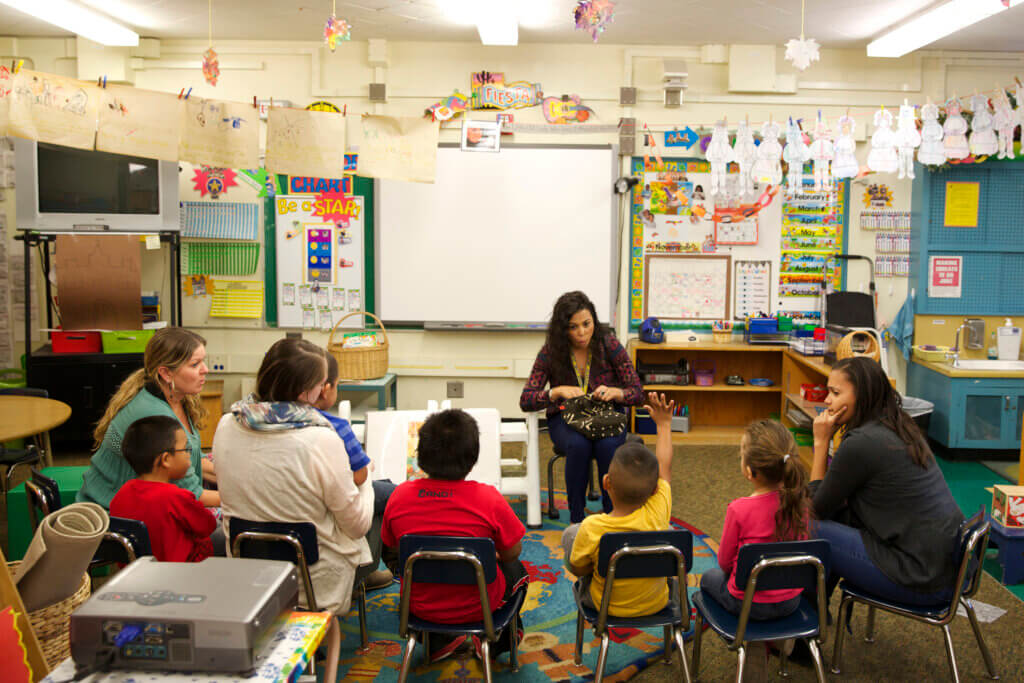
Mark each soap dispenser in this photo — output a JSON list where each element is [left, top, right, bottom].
[[997, 318, 1022, 361]]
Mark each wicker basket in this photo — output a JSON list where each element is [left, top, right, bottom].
[[327, 311, 390, 380], [7, 562, 91, 669], [837, 330, 881, 362], [712, 330, 732, 344]]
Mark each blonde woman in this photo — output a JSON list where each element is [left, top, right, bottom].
[[78, 328, 219, 509]]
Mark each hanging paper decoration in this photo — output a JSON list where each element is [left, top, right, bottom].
[[831, 115, 858, 180], [705, 120, 734, 199], [917, 103, 946, 166], [992, 88, 1016, 159], [541, 94, 594, 124], [732, 121, 758, 198], [202, 0, 218, 86], [783, 117, 809, 195], [943, 99, 970, 160], [867, 107, 897, 173], [894, 104, 921, 179], [968, 94, 998, 156], [808, 113, 834, 192], [425, 90, 469, 121], [752, 119, 783, 186], [324, 16, 351, 51], [192, 167, 237, 198], [573, 0, 615, 42], [784, 0, 821, 71]]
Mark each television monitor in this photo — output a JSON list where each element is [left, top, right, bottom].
[[14, 138, 180, 233]]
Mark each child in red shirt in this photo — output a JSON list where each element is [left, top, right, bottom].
[[110, 415, 217, 563], [701, 419, 812, 620], [382, 409, 528, 663]]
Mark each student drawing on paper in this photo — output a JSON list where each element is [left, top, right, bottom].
[[406, 421, 426, 481]]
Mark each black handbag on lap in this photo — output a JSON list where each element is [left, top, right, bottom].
[[559, 395, 627, 440]]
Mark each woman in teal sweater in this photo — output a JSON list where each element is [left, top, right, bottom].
[[78, 328, 220, 509]]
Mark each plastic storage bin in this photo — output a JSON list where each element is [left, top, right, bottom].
[[51, 331, 102, 354], [101, 330, 155, 354], [693, 360, 715, 386]]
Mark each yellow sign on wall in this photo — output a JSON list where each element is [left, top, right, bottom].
[[944, 181, 980, 228]]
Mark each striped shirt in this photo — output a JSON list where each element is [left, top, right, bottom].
[[317, 409, 372, 473]]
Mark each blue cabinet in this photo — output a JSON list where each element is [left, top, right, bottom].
[[907, 361, 1024, 450]]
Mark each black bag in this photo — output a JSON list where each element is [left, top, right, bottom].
[[559, 395, 627, 440]]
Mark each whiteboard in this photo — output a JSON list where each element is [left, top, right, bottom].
[[376, 145, 617, 325]]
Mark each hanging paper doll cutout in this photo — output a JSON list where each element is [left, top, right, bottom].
[[832, 115, 859, 179], [782, 117, 809, 195], [894, 104, 921, 180], [867, 107, 898, 174], [943, 99, 969, 160], [917, 103, 946, 166], [808, 114, 834, 192], [732, 120, 758, 198], [706, 120, 734, 199], [992, 89, 1016, 159], [968, 94, 997, 156], [751, 119, 783, 186]]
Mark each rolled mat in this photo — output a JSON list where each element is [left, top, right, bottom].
[[13, 503, 108, 612]]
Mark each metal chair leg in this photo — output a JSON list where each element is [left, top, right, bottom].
[[963, 599, 1000, 679], [831, 595, 853, 674], [397, 634, 417, 683], [778, 640, 790, 678], [574, 612, 584, 665], [735, 645, 746, 683], [807, 638, 827, 683], [587, 461, 601, 501], [358, 583, 368, 649], [673, 626, 692, 683], [422, 632, 430, 660], [546, 453, 563, 520], [942, 623, 961, 683], [509, 620, 520, 672], [481, 639, 493, 683], [864, 605, 876, 643], [691, 611, 704, 677], [663, 625, 673, 664], [594, 633, 610, 683]]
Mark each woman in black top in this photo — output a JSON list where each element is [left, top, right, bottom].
[[811, 357, 963, 604]]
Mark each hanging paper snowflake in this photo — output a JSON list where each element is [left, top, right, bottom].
[[784, 37, 820, 71], [202, 47, 219, 86], [573, 0, 615, 42], [324, 15, 351, 51]]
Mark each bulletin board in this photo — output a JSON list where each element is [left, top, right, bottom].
[[643, 254, 730, 321], [628, 157, 783, 329]]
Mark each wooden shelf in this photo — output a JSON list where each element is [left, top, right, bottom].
[[639, 425, 746, 446], [644, 384, 782, 392], [784, 393, 826, 420]]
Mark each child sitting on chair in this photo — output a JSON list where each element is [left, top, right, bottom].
[[381, 409, 529, 663], [565, 392, 675, 617], [700, 419, 811, 619], [110, 415, 217, 562]]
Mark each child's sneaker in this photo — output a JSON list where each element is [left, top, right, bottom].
[[428, 634, 468, 663]]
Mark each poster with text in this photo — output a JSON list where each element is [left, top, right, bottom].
[[178, 97, 259, 169], [358, 115, 439, 184], [8, 70, 99, 150], [97, 84, 183, 161], [928, 256, 962, 298], [266, 107, 347, 178]]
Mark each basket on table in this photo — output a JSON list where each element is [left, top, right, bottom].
[[327, 311, 390, 380], [712, 330, 732, 344], [7, 562, 91, 669]]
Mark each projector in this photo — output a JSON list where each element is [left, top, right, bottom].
[[71, 556, 298, 673]]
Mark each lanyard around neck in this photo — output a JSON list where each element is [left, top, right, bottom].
[[570, 349, 591, 395]]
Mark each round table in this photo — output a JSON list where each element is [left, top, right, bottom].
[[0, 395, 71, 467]]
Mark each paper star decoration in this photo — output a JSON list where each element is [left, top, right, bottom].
[[785, 37, 820, 71], [573, 0, 615, 42], [324, 15, 351, 51]]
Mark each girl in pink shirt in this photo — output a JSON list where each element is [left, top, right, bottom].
[[701, 420, 812, 620]]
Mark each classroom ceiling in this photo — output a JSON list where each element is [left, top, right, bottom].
[[1, 0, 1023, 52]]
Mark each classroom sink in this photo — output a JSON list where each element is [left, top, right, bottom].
[[950, 359, 1024, 371]]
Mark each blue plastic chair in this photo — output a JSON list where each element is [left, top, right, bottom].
[[830, 508, 998, 682], [396, 535, 527, 683], [572, 529, 693, 683], [691, 539, 831, 682]]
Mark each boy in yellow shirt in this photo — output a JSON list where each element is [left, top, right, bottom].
[[565, 392, 675, 617]]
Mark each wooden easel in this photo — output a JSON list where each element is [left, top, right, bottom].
[[0, 548, 49, 681]]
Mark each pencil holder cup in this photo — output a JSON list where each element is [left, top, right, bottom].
[[671, 416, 690, 433]]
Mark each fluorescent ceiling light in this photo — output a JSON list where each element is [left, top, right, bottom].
[[867, 0, 1024, 58], [0, 0, 139, 46], [439, 0, 519, 45]]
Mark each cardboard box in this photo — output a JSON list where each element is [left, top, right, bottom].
[[991, 485, 1024, 528]]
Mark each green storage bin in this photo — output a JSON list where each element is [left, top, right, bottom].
[[101, 330, 155, 354], [0, 368, 26, 389]]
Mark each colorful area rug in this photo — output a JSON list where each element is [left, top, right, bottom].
[[332, 490, 718, 681]]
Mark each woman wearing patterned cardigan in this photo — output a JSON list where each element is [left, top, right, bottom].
[[520, 291, 644, 523]]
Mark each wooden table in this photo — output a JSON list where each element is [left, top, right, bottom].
[[0, 395, 71, 467]]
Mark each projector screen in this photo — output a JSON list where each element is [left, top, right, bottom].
[[376, 144, 617, 326]]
